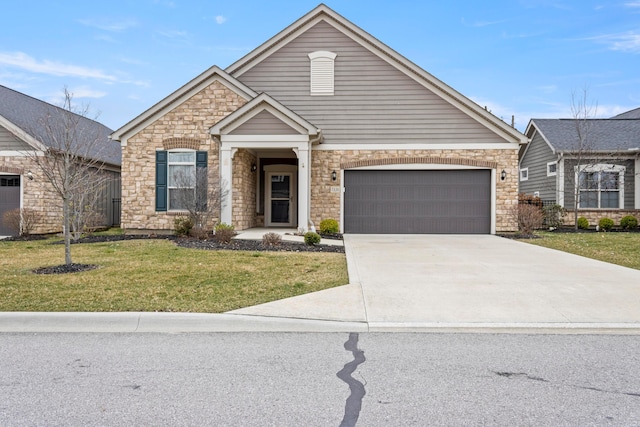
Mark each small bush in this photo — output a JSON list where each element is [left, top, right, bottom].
[[577, 217, 589, 230], [620, 215, 638, 230], [262, 232, 282, 246], [516, 204, 544, 236], [214, 223, 236, 243], [189, 225, 210, 240], [542, 204, 566, 229], [2, 208, 42, 236], [518, 193, 543, 207], [304, 231, 321, 246], [319, 218, 339, 234], [174, 216, 193, 237], [598, 217, 614, 232]]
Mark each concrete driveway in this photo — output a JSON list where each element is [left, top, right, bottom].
[[232, 234, 640, 332]]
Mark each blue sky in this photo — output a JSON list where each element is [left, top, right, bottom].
[[1, 1, 639, 132]]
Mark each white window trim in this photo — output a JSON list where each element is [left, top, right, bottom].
[[308, 51, 337, 96], [547, 161, 557, 177], [167, 149, 196, 211], [519, 167, 529, 181], [575, 163, 625, 209]]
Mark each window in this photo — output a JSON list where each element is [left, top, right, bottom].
[[520, 168, 529, 181], [168, 151, 196, 210], [308, 51, 337, 95], [156, 150, 207, 212], [547, 162, 557, 176], [577, 164, 625, 209]]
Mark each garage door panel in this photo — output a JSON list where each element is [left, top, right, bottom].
[[344, 170, 491, 234]]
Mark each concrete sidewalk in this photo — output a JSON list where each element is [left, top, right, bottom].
[[2, 234, 640, 334]]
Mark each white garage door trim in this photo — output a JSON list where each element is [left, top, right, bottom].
[[340, 165, 496, 234]]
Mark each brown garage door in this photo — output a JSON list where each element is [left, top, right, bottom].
[[0, 175, 21, 235], [344, 170, 491, 234]]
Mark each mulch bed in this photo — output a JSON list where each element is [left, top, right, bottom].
[[32, 263, 99, 275]]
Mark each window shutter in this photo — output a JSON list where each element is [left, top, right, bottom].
[[196, 151, 208, 211], [155, 150, 167, 212]]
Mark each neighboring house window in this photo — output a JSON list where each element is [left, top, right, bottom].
[[547, 162, 557, 176], [156, 150, 207, 212], [577, 164, 625, 209], [308, 51, 337, 95], [520, 168, 529, 181]]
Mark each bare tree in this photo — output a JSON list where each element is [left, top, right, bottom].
[[24, 88, 115, 265], [171, 166, 228, 238], [567, 88, 599, 230]]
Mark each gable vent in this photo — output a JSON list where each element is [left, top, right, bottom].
[[308, 51, 337, 95]]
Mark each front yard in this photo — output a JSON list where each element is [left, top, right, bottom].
[[0, 236, 348, 312], [521, 231, 640, 270]]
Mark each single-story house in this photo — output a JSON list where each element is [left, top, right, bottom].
[[111, 4, 526, 235], [0, 85, 121, 235], [520, 110, 640, 225]]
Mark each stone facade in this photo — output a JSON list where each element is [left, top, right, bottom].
[[231, 149, 257, 230], [121, 81, 247, 232], [563, 209, 640, 228], [0, 156, 63, 234], [309, 148, 520, 232]]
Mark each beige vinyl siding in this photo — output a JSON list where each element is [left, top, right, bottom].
[[236, 21, 506, 145], [0, 126, 30, 150], [519, 132, 557, 201], [230, 110, 299, 135]]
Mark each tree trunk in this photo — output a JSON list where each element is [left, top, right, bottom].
[[63, 197, 72, 265]]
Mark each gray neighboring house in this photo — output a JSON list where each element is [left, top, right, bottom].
[[0, 85, 122, 235], [520, 111, 640, 226]]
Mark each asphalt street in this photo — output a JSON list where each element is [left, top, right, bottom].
[[1, 332, 640, 426]]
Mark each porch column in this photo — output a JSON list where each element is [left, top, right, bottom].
[[220, 147, 234, 225], [295, 146, 310, 232]]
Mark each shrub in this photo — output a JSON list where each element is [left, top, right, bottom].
[[518, 193, 543, 207], [174, 216, 193, 237], [577, 217, 589, 230], [598, 217, 614, 232], [542, 204, 566, 229], [2, 208, 41, 236], [214, 223, 236, 243], [304, 231, 321, 246], [620, 215, 638, 230], [319, 218, 339, 234], [262, 232, 282, 246], [516, 204, 544, 236], [189, 225, 210, 240]]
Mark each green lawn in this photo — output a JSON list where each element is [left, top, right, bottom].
[[521, 231, 640, 270], [0, 236, 348, 312]]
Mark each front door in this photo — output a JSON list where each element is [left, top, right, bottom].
[[266, 172, 296, 227]]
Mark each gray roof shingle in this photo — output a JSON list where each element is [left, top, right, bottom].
[[531, 118, 640, 152], [613, 107, 640, 119], [0, 85, 121, 166]]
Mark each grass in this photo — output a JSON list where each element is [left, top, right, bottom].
[[0, 235, 348, 312], [521, 231, 640, 270]]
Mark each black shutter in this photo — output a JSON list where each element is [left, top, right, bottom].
[[196, 151, 208, 211], [156, 151, 167, 212]]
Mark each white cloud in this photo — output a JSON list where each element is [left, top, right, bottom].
[[624, 1, 640, 7], [587, 31, 640, 53], [157, 29, 189, 39], [215, 15, 227, 24], [0, 51, 117, 81], [78, 18, 138, 32], [67, 86, 107, 99]]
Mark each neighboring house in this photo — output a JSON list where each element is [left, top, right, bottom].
[[111, 4, 526, 235], [520, 112, 640, 225], [0, 85, 121, 235]]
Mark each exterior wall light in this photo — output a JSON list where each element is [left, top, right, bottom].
[[27, 171, 34, 180], [500, 169, 507, 181], [331, 170, 337, 181], [251, 163, 257, 172]]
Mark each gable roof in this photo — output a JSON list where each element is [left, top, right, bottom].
[[226, 4, 526, 145], [111, 66, 258, 142], [526, 118, 640, 153], [612, 107, 640, 119], [0, 85, 120, 166], [210, 93, 321, 140]]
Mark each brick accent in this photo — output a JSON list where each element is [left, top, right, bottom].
[[121, 80, 247, 232], [0, 156, 63, 234], [311, 148, 519, 233]]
